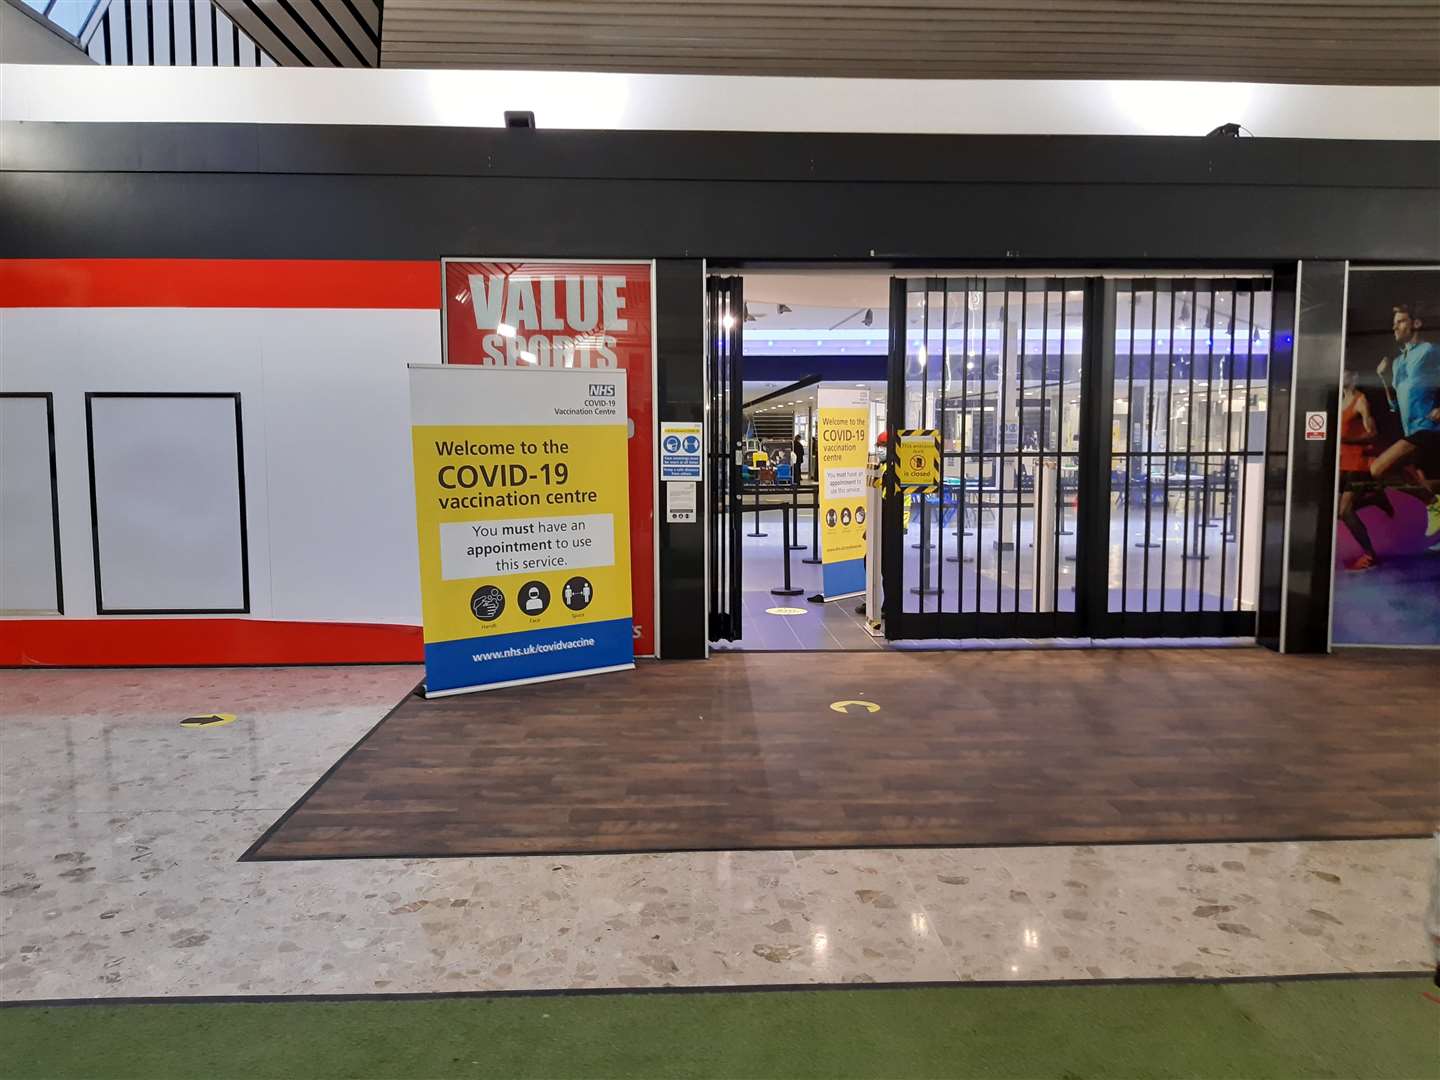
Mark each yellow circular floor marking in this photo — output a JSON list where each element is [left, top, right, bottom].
[[766, 607, 807, 616], [179, 713, 238, 729], [829, 700, 880, 714]]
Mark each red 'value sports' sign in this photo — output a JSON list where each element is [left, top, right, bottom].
[[441, 259, 656, 656]]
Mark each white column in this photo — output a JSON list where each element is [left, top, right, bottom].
[[1034, 459, 1057, 613], [1239, 460, 1264, 611]]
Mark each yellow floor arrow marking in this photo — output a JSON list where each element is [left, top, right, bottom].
[[179, 713, 238, 729]]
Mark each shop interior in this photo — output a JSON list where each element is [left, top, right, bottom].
[[712, 271, 892, 650], [713, 270, 1272, 652]]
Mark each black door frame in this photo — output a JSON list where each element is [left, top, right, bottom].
[[706, 275, 745, 642]]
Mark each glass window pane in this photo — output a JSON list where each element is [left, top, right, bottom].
[[46, 0, 99, 35]]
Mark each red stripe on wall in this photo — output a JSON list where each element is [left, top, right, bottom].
[[0, 260, 437, 309], [0, 620, 423, 667]]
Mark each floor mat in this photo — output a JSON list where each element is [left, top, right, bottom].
[[245, 647, 1438, 860]]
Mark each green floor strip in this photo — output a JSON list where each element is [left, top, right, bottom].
[[3, 977, 1437, 1080]]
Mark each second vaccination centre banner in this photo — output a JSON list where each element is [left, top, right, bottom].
[[409, 365, 634, 696], [818, 386, 870, 599], [443, 258, 655, 656]]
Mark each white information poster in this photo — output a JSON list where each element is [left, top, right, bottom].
[[666, 480, 697, 523]]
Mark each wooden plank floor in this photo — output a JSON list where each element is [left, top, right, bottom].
[[246, 648, 1440, 860]]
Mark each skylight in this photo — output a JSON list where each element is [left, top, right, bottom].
[[20, 0, 104, 39]]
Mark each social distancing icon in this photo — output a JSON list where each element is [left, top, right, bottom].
[[563, 576, 593, 611]]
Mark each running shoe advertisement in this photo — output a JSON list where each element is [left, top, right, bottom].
[[1333, 267, 1440, 646]]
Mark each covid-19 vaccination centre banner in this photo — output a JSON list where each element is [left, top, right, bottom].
[[408, 365, 634, 696], [818, 386, 870, 599], [442, 259, 655, 657]]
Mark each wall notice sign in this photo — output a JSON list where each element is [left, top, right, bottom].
[[660, 420, 703, 481], [1305, 411, 1328, 441], [666, 480, 697, 523], [408, 365, 634, 697]]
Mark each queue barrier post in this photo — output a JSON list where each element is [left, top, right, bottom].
[[802, 484, 822, 565], [770, 504, 804, 597]]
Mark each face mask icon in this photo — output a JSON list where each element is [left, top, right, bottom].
[[515, 581, 550, 616]]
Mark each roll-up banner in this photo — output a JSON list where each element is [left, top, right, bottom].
[[408, 365, 634, 697], [442, 259, 656, 657], [817, 386, 870, 599]]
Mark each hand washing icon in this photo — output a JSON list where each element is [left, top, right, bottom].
[[469, 585, 505, 622]]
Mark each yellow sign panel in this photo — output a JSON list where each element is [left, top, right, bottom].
[[817, 388, 870, 597], [895, 429, 941, 489], [411, 421, 633, 645]]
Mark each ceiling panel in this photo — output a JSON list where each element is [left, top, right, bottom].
[[378, 0, 1440, 84], [218, 0, 381, 66]]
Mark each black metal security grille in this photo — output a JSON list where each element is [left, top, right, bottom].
[[1104, 278, 1272, 634], [885, 276, 1087, 639], [883, 273, 1273, 642]]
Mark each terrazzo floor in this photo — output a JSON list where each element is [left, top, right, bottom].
[[1, 665, 1432, 1002]]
